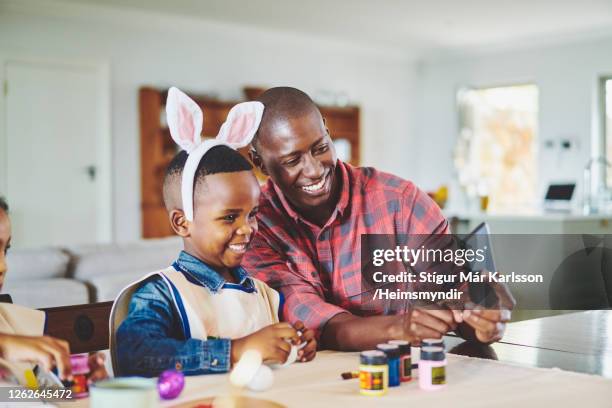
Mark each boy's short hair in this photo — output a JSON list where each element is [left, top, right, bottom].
[[0, 197, 8, 214], [162, 145, 253, 211]]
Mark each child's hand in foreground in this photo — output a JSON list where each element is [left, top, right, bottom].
[[231, 323, 298, 365], [0, 334, 72, 380], [293, 321, 316, 362]]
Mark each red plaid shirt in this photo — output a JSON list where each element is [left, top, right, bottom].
[[242, 161, 449, 338]]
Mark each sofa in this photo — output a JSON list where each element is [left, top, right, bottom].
[[4, 237, 183, 308]]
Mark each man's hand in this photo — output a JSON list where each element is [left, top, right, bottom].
[[321, 307, 458, 351], [293, 321, 316, 362], [393, 305, 458, 343], [0, 334, 72, 380], [463, 305, 511, 343], [460, 272, 516, 344]]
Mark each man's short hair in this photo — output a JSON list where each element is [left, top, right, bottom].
[[0, 197, 8, 214], [253, 87, 321, 149], [162, 145, 253, 211]]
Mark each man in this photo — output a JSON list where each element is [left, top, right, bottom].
[[242, 88, 513, 350]]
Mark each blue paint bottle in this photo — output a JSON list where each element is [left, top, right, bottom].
[[376, 343, 401, 387]]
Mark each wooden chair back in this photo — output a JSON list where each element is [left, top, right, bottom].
[[41, 301, 112, 354]]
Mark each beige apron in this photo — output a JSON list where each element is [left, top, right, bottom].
[[109, 266, 280, 373]]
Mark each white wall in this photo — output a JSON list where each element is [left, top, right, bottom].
[[0, 1, 418, 242], [416, 37, 612, 212]]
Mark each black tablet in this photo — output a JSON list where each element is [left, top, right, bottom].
[[461, 222, 499, 306]]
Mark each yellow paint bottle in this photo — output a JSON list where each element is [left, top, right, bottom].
[[359, 350, 388, 396]]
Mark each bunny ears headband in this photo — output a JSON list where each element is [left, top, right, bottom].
[[166, 87, 264, 221]]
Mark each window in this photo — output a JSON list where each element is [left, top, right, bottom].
[[455, 84, 539, 212]]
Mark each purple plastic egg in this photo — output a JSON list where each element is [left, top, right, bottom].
[[157, 370, 185, 400]]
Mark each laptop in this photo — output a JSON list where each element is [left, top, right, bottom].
[[543, 183, 576, 212]]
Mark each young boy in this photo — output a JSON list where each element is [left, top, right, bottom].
[[112, 90, 316, 377]]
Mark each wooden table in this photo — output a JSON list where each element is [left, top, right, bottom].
[[502, 311, 612, 354], [445, 310, 612, 378], [59, 350, 612, 408], [57, 311, 612, 407]]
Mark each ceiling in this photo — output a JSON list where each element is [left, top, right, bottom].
[[56, 0, 612, 54]]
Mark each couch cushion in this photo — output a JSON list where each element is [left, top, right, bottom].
[[68, 237, 182, 281], [88, 272, 155, 302], [4, 278, 90, 309], [6, 248, 70, 281]]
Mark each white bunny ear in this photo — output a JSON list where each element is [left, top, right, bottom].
[[217, 101, 264, 148], [166, 87, 203, 153]]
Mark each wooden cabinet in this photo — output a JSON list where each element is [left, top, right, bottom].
[[139, 87, 360, 238]]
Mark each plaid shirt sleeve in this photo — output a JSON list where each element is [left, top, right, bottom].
[[400, 182, 450, 235], [242, 230, 348, 340]]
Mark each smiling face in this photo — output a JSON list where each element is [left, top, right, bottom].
[[0, 209, 11, 292], [254, 109, 339, 216], [184, 170, 260, 272]]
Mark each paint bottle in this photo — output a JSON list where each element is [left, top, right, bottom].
[[417, 338, 444, 372], [388, 340, 411, 382], [376, 344, 400, 387], [422, 338, 445, 349], [359, 350, 388, 396], [418, 347, 446, 391], [412, 344, 420, 368], [70, 353, 90, 398]]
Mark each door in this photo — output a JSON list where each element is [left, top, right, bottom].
[[2, 59, 111, 248]]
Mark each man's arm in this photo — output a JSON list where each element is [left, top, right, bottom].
[[242, 232, 345, 338], [321, 308, 458, 351], [399, 184, 516, 343], [244, 224, 458, 350], [398, 183, 482, 342]]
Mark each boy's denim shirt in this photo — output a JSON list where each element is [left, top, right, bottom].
[[116, 250, 256, 377]]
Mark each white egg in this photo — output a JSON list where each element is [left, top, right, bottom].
[[247, 365, 274, 392], [230, 350, 262, 387]]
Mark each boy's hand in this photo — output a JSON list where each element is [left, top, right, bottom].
[[0, 334, 72, 380], [231, 323, 298, 365], [293, 321, 316, 362]]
